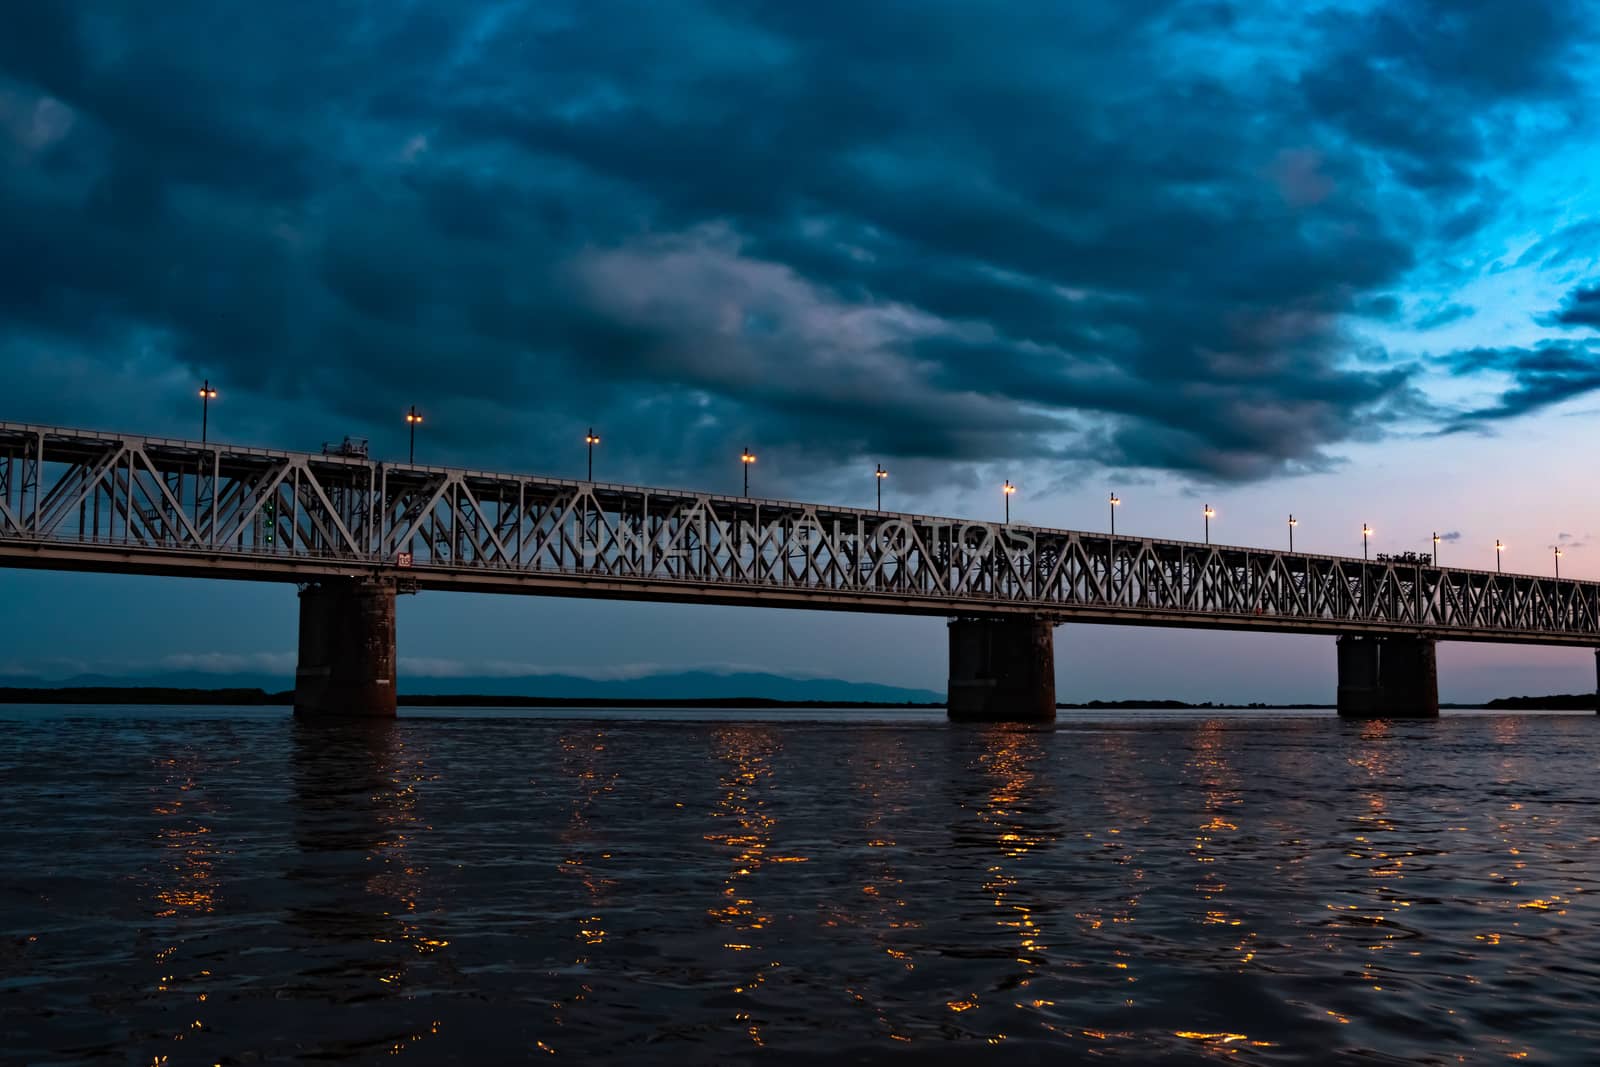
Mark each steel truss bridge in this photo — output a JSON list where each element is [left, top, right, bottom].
[[1, 420, 1596, 647]]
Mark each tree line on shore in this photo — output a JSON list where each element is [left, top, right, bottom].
[[0, 686, 1591, 709]]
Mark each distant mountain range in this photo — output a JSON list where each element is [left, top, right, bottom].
[[0, 669, 942, 705]]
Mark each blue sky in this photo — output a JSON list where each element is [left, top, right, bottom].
[[1, 1, 1598, 701]]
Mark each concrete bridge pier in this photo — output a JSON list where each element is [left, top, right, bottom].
[[947, 617, 1056, 722], [1336, 634, 1438, 718], [294, 577, 397, 718]]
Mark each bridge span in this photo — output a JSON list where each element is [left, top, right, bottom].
[[2, 420, 1596, 720]]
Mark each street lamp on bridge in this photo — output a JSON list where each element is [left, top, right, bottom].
[[1203, 504, 1214, 545], [1555, 545, 1563, 580], [1288, 514, 1298, 552], [198, 381, 217, 444], [741, 447, 756, 497], [585, 427, 600, 481], [1496, 539, 1504, 574], [405, 406, 423, 464], [1362, 523, 1372, 561], [1109, 492, 1120, 539], [1002, 480, 1016, 523], [1433, 531, 1441, 565], [875, 464, 887, 510]]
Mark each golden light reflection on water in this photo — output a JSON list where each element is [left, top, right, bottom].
[[362, 729, 446, 992], [1075, 728, 1146, 968], [705, 726, 794, 1047], [559, 729, 618, 952], [146, 751, 223, 1050], [285, 723, 449, 1059], [967, 728, 1060, 1044], [824, 732, 920, 1044], [543, 728, 620, 1051], [1186, 720, 1255, 967], [12, 710, 1595, 1063], [1319, 716, 1564, 1063], [1334, 720, 1422, 989], [1175, 1030, 1276, 1049], [149, 754, 219, 918]]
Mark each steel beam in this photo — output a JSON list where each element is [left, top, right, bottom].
[[3, 419, 1600, 647]]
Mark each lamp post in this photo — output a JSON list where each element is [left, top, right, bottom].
[[1003, 480, 1015, 523], [585, 427, 600, 481], [198, 380, 217, 444], [1362, 523, 1371, 561], [1203, 504, 1214, 545], [1433, 531, 1440, 566], [875, 464, 887, 510], [1288, 514, 1298, 552], [1109, 492, 1120, 539], [741, 447, 756, 497], [1495, 539, 1504, 574], [405, 406, 423, 464], [1555, 545, 1563, 581]]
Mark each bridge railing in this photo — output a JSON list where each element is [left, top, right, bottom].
[[2, 421, 1597, 642]]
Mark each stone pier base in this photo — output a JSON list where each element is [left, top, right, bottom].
[[947, 617, 1056, 723], [294, 578, 397, 718], [1336, 635, 1438, 719]]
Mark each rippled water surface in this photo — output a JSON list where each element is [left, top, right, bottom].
[[2, 706, 1598, 1064]]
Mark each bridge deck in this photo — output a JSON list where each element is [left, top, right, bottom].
[[2, 421, 1595, 646]]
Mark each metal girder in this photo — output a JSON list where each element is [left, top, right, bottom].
[[2, 419, 1599, 647]]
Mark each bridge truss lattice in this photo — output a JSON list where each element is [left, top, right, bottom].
[[1, 422, 1595, 645]]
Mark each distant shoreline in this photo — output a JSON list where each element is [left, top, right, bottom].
[[0, 687, 940, 709], [0, 685, 1592, 710]]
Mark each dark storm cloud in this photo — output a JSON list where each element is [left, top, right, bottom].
[[1442, 342, 1600, 425], [1541, 284, 1600, 329], [0, 1, 1592, 488], [1440, 281, 1600, 426], [1357, 295, 1405, 321], [1300, 1, 1585, 186]]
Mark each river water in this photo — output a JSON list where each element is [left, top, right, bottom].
[[1, 706, 1596, 1064]]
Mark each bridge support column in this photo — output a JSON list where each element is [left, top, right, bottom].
[[1336, 635, 1437, 719], [947, 617, 1056, 722], [295, 578, 397, 718]]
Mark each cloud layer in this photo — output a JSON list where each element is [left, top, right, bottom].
[[1, 1, 1595, 488]]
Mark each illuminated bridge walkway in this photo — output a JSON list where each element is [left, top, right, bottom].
[[2, 420, 1595, 721]]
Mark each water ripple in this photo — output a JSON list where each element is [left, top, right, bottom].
[[0, 708, 1596, 1062]]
